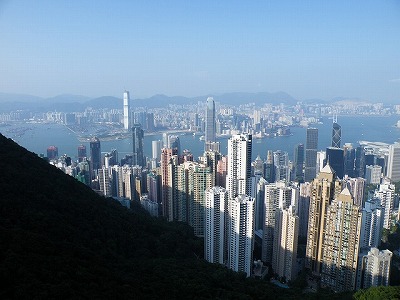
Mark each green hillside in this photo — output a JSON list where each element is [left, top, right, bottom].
[[0, 134, 396, 299]]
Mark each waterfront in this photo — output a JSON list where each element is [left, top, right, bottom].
[[2, 115, 400, 162]]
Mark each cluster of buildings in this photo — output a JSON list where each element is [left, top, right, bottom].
[[44, 92, 399, 292]]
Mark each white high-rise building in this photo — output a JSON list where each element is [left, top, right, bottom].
[[365, 165, 382, 185], [227, 195, 255, 277], [345, 176, 366, 207], [226, 134, 252, 200], [205, 187, 228, 265], [360, 199, 384, 250], [357, 248, 392, 289], [374, 183, 396, 229], [123, 91, 131, 131], [272, 205, 299, 281], [387, 142, 400, 181]]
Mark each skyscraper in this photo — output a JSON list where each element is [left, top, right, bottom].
[[320, 187, 362, 292], [227, 195, 255, 277], [304, 128, 318, 182], [77, 144, 87, 162], [205, 187, 228, 265], [331, 116, 341, 148], [273, 150, 290, 182], [123, 91, 131, 131], [357, 248, 392, 289], [226, 134, 252, 200], [294, 143, 304, 181], [374, 183, 395, 230], [47, 146, 58, 160], [305, 163, 342, 274], [161, 148, 178, 220], [90, 137, 101, 179], [205, 97, 216, 144], [132, 124, 144, 167], [387, 142, 400, 181], [325, 147, 344, 179]]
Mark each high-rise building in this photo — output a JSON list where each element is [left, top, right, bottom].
[[355, 145, 365, 178], [331, 117, 341, 148], [205, 97, 216, 143], [98, 166, 111, 196], [343, 143, 355, 177], [294, 144, 304, 181], [357, 248, 392, 289], [360, 199, 384, 250], [132, 124, 144, 167], [272, 205, 299, 282], [123, 91, 131, 131], [298, 182, 311, 238], [387, 142, 400, 181], [227, 195, 255, 277], [374, 183, 396, 230], [226, 134, 252, 199], [152, 140, 162, 162], [161, 148, 178, 220], [345, 176, 366, 207], [77, 145, 87, 162], [265, 150, 275, 183], [365, 165, 382, 184], [320, 187, 362, 292], [304, 128, 318, 182], [205, 187, 228, 265], [47, 145, 58, 160], [273, 150, 290, 182], [305, 163, 342, 274], [325, 147, 344, 179], [90, 137, 101, 179]]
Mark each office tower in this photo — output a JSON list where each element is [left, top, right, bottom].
[[345, 177, 365, 207], [90, 137, 101, 179], [316, 150, 326, 175], [305, 163, 342, 274], [168, 135, 181, 155], [365, 165, 382, 184], [265, 150, 275, 183], [162, 133, 168, 148], [146, 112, 155, 131], [161, 148, 178, 220], [325, 147, 344, 179], [294, 143, 304, 181], [226, 134, 252, 199], [273, 150, 290, 182], [357, 248, 392, 289], [205, 97, 216, 143], [298, 182, 311, 238], [262, 181, 298, 263], [344, 143, 356, 177], [374, 183, 395, 229], [98, 166, 111, 196], [152, 140, 162, 162], [387, 142, 400, 181], [123, 91, 131, 131], [205, 187, 228, 265], [272, 205, 299, 281], [355, 145, 365, 178], [227, 195, 255, 277], [331, 117, 341, 148], [132, 124, 144, 167], [321, 187, 362, 292], [47, 146, 58, 160], [360, 199, 384, 250], [77, 145, 87, 162], [304, 128, 318, 182], [253, 155, 264, 177]]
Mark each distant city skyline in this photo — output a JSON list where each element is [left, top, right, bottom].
[[0, 1, 399, 102]]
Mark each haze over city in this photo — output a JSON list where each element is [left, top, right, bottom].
[[0, 1, 399, 102]]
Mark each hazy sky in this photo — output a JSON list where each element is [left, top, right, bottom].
[[0, 1, 399, 102]]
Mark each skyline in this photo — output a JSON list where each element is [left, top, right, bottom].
[[0, 1, 399, 102]]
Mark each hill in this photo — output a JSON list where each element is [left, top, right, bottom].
[[0, 134, 396, 299]]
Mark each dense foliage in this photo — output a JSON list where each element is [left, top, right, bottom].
[[0, 134, 396, 299]]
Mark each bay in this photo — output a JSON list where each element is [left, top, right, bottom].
[[2, 115, 400, 162]]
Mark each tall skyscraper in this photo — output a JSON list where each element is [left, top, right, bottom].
[[387, 142, 400, 181], [273, 150, 290, 182], [132, 124, 144, 167], [331, 116, 341, 148], [320, 187, 362, 292], [298, 182, 311, 238], [161, 148, 178, 220], [294, 143, 304, 181], [205, 187, 228, 265], [123, 91, 131, 131], [77, 145, 87, 162], [47, 146, 58, 160], [90, 137, 101, 179], [227, 195, 255, 277], [304, 128, 318, 182], [272, 205, 299, 282], [205, 97, 216, 143], [305, 163, 342, 274], [374, 183, 395, 230], [360, 199, 383, 250], [325, 147, 344, 179], [265, 150, 275, 183], [226, 134, 252, 200]]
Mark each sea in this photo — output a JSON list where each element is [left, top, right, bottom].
[[2, 115, 400, 162]]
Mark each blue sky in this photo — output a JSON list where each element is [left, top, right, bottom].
[[0, 1, 399, 102]]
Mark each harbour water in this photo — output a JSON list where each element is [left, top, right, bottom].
[[2, 115, 400, 162]]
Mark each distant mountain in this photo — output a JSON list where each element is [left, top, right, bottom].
[[0, 92, 43, 103], [84, 96, 122, 109], [43, 94, 90, 103]]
